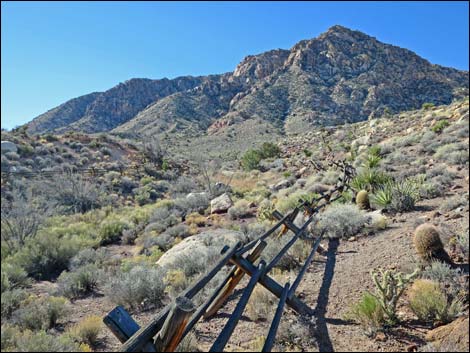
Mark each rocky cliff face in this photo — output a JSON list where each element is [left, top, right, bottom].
[[26, 25, 469, 136]]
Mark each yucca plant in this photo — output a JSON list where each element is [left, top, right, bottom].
[[372, 184, 393, 209]]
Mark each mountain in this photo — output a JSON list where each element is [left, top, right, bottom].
[[26, 25, 469, 136]]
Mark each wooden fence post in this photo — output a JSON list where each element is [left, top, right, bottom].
[[154, 296, 196, 352]]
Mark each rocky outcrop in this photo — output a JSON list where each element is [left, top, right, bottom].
[[25, 25, 469, 137], [425, 317, 469, 352], [210, 193, 233, 214], [156, 229, 247, 270]]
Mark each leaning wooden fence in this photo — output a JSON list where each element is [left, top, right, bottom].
[[103, 160, 356, 352]]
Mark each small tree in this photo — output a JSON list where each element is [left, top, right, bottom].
[[241, 149, 263, 171], [1, 185, 50, 251], [142, 135, 166, 168]]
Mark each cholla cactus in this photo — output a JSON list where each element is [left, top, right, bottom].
[[371, 268, 419, 324], [413, 224, 452, 265], [356, 190, 370, 209]]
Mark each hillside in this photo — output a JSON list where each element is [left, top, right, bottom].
[[25, 25, 469, 139], [2, 96, 468, 352]]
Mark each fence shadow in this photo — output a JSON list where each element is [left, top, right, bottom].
[[313, 238, 339, 352]]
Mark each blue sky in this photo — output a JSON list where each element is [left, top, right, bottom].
[[1, 1, 469, 130]]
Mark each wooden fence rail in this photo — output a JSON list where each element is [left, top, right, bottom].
[[104, 160, 355, 352]]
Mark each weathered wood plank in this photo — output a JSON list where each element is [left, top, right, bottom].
[[210, 261, 267, 352], [230, 255, 313, 316], [204, 240, 267, 319], [262, 283, 290, 352], [121, 242, 241, 352], [154, 297, 195, 352]]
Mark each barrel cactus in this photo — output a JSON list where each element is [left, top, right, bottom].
[[413, 224, 452, 265], [356, 190, 370, 210]]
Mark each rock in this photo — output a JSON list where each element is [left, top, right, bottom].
[[375, 332, 387, 342], [210, 193, 233, 214], [186, 192, 209, 200], [295, 178, 307, 188], [296, 167, 308, 178], [425, 317, 469, 352], [156, 229, 247, 270], [1, 141, 17, 154], [271, 179, 293, 191]]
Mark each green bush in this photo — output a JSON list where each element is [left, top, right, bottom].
[[409, 279, 463, 324], [1, 288, 28, 319], [12, 296, 69, 330], [99, 220, 129, 245], [1, 325, 89, 352], [68, 315, 102, 346], [259, 142, 281, 159], [346, 292, 385, 337], [56, 264, 99, 299], [1, 263, 30, 292], [228, 199, 252, 220], [12, 233, 82, 280], [103, 266, 165, 311], [422, 102, 435, 110], [431, 119, 450, 134], [241, 149, 263, 171], [372, 178, 421, 212]]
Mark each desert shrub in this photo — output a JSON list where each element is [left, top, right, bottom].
[[69, 248, 109, 270], [228, 199, 251, 220], [12, 296, 69, 330], [276, 315, 314, 349], [164, 224, 191, 239], [1, 262, 30, 290], [12, 233, 82, 280], [56, 264, 100, 299], [168, 247, 221, 279], [370, 268, 417, 324], [256, 199, 276, 222], [68, 315, 102, 346], [409, 279, 463, 324], [422, 102, 435, 110], [170, 176, 198, 197], [457, 226, 469, 259], [52, 173, 104, 213], [434, 143, 469, 165], [1, 185, 50, 251], [246, 285, 274, 321], [275, 191, 315, 214], [346, 292, 385, 337], [174, 194, 209, 214], [1, 288, 28, 319], [421, 261, 464, 298], [1, 326, 89, 352], [164, 269, 189, 298], [315, 204, 366, 239], [103, 265, 165, 311], [439, 195, 467, 212], [260, 142, 281, 158], [431, 119, 450, 134], [241, 149, 263, 171], [186, 212, 206, 227], [99, 220, 129, 245]]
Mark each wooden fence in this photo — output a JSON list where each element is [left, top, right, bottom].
[[103, 160, 356, 352]]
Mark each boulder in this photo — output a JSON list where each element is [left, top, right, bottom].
[[1, 141, 17, 154], [210, 193, 233, 214], [156, 229, 247, 270], [186, 192, 209, 201], [425, 317, 469, 352]]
